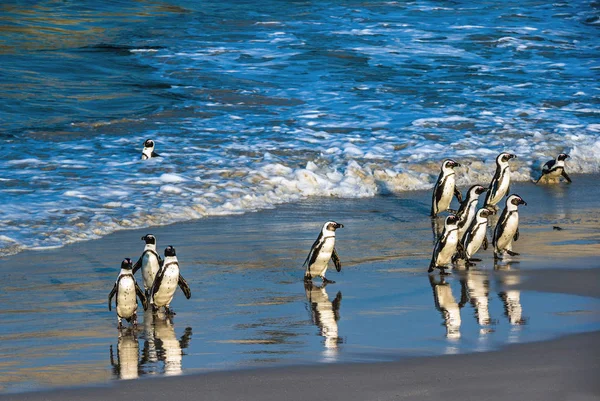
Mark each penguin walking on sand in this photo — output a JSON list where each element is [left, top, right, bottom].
[[303, 221, 343, 284], [108, 258, 148, 329], [493, 194, 527, 259], [484, 152, 517, 211], [141, 139, 160, 160], [428, 214, 460, 275], [455, 184, 487, 241], [150, 246, 192, 316], [536, 153, 572, 184], [431, 159, 463, 217], [460, 208, 494, 263], [132, 234, 163, 299]]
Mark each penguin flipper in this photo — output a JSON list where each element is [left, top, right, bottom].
[[332, 247, 342, 272], [332, 292, 342, 321], [561, 170, 572, 183], [303, 233, 323, 268], [483, 236, 489, 250], [178, 274, 192, 299], [151, 151, 161, 157], [135, 281, 148, 310], [132, 255, 143, 275], [454, 187, 463, 203], [150, 268, 165, 299], [514, 228, 520, 242], [108, 283, 117, 311]]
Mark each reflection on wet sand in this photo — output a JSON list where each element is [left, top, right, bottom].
[[304, 282, 342, 361], [495, 261, 527, 328], [462, 270, 493, 327], [144, 311, 192, 376], [428, 276, 466, 340], [109, 328, 140, 380]]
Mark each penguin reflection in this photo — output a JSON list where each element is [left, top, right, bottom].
[[110, 328, 140, 380], [146, 312, 192, 376], [494, 261, 526, 326], [462, 270, 492, 327], [304, 282, 342, 353], [428, 275, 467, 339]]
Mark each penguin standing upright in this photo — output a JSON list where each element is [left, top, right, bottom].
[[108, 258, 148, 329], [461, 208, 494, 263], [132, 234, 163, 299], [150, 246, 192, 316], [428, 214, 460, 275], [455, 184, 487, 240], [493, 194, 527, 259], [303, 221, 344, 284], [484, 152, 517, 210], [431, 159, 463, 217], [536, 153, 572, 184], [141, 139, 160, 160]]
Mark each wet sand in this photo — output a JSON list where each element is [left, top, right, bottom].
[[0, 174, 599, 398]]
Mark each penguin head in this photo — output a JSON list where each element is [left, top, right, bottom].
[[441, 159, 460, 172], [164, 245, 177, 257], [468, 185, 487, 198], [143, 139, 155, 150], [121, 258, 133, 270], [497, 152, 517, 164], [477, 208, 493, 219], [444, 214, 459, 228], [141, 234, 157, 245], [507, 194, 527, 209], [323, 221, 344, 233], [557, 153, 570, 161]]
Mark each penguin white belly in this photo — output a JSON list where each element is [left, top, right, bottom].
[[467, 276, 490, 325], [309, 238, 335, 277], [118, 333, 139, 380], [435, 285, 461, 338], [489, 174, 509, 205], [496, 214, 519, 252], [465, 224, 487, 258], [153, 265, 180, 307], [155, 321, 183, 376], [435, 232, 458, 266], [142, 254, 160, 291], [438, 176, 455, 212], [116, 276, 137, 319]]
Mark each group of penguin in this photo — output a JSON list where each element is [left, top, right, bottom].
[[108, 140, 572, 329]]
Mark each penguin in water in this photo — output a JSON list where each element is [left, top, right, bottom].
[[493, 194, 527, 260], [536, 153, 572, 184], [428, 214, 460, 275], [455, 184, 488, 241], [141, 139, 160, 160], [132, 234, 163, 299], [460, 208, 494, 264], [430, 159, 463, 217], [484, 152, 517, 211], [303, 221, 343, 284], [150, 246, 192, 316], [108, 258, 148, 329]]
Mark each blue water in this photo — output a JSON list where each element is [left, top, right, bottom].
[[1, 0, 599, 255]]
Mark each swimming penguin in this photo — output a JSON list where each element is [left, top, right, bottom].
[[455, 184, 487, 240], [460, 207, 494, 263], [484, 152, 516, 211], [536, 153, 572, 184], [428, 214, 460, 275], [108, 258, 148, 329], [493, 194, 527, 259], [150, 246, 192, 316], [303, 221, 343, 284], [431, 159, 463, 217], [132, 234, 163, 299], [141, 139, 160, 160]]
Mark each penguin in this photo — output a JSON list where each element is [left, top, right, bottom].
[[460, 207, 494, 263], [484, 152, 517, 211], [304, 282, 343, 353], [455, 184, 487, 240], [536, 153, 572, 184], [463, 271, 492, 327], [150, 246, 192, 316], [495, 262, 526, 325], [428, 214, 460, 275], [109, 328, 140, 380], [428, 275, 465, 339], [108, 258, 148, 329], [430, 159, 463, 217], [493, 194, 527, 259], [153, 316, 192, 376], [141, 139, 160, 160], [132, 234, 163, 299], [303, 221, 343, 284]]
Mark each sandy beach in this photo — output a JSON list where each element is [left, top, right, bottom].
[[1, 175, 599, 398]]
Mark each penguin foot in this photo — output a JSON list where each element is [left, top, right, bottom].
[[439, 270, 451, 276], [506, 250, 520, 256], [468, 258, 482, 262], [321, 277, 336, 284]]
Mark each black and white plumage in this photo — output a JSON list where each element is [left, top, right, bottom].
[[304, 282, 343, 352], [460, 208, 493, 263], [109, 328, 140, 380], [150, 246, 192, 316], [430, 159, 463, 217], [303, 221, 344, 284], [108, 258, 148, 329], [484, 152, 517, 210], [428, 275, 464, 339], [428, 214, 460, 275], [536, 153, 572, 184], [493, 194, 527, 259], [455, 185, 487, 240], [141, 139, 160, 160], [132, 234, 163, 299]]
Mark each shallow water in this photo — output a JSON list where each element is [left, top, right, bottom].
[[1, 0, 600, 256], [1, 178, 599, 393]]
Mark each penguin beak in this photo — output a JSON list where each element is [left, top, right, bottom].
[[336, 223, 344, 229], [453, 162, 461, 167], [478, 187, 488, 194], [520, 199, 527, 206], [510, 154, 517, 159]]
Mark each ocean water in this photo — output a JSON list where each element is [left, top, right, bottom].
[[1, 1, 599, 255]]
